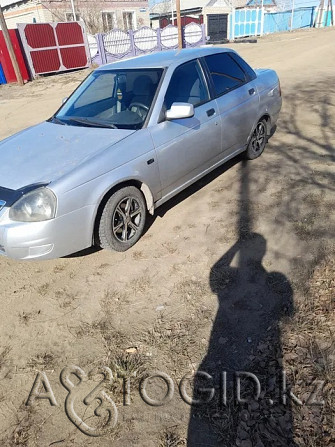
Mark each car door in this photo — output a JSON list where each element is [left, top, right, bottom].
[[203, 52, 260, 156], [149, 59, 221, 199]]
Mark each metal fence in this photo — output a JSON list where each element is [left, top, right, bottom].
[[88, 23, 206, 66], [230, 6, 333, 39], [17, 22, 90, 78]]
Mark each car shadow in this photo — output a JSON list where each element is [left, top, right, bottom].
[[63, 246, 102, 258], [66, 153, 243, 259], [143, 153, 243, 243]]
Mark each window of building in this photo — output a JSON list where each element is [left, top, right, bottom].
[[102, 12, 117, 32], [123, 11, 135, 30], [65, 12, 81, 22]]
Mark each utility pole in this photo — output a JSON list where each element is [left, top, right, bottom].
[[70, 0, 76, 21], [0, 7, 24, 86], [290, 0, 295, 31], [170, 0, 174, 25], [326, 0, 333, 25], [260, 0, 264, 36], [315, 0, 325, 27], [330, 0, 334, 25], [176, 0, 182, 49], [325, 0, 330, 26]]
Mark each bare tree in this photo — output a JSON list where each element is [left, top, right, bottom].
[[77, 7, 104, 34]]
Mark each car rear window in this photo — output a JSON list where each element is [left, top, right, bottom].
[[228, 52, 256, 81], [205, 52, 247, 96]]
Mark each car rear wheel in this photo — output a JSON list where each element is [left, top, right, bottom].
[[245, 119, 268, 160], [98, 186, 146, 252]]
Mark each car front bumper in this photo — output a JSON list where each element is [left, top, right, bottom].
[[0, 205, 95, 260]]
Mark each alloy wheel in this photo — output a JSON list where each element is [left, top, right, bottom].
[[112, 197, 142, 242]]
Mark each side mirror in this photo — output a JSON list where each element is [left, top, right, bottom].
[[166, 102, 195, 120], [62, 97, 68, 104]]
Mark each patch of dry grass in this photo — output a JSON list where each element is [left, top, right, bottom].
[[132, 250, 145, 260], [109, 350, 148, 382], [0, 346, 11, 369], [4, 405, 35, 447], [282, 254, 335, 446], [53, 264, 66, 274], [18, 312, 34, 326], [54, 288, 78, 309], [292, 212, 318, 241], [131, 275, 151, 294], [12, 427, 30, 446], [162, 242, 178, 255], [26, 352, 55, 370], [176, 278, 210, 302], [102, 289, 128, 307], [36, 283, 50, 296], [159, 427, 186, 447]]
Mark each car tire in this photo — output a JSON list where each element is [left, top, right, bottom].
[[245, 119, 268, 160], [98, 186, 146, 252]]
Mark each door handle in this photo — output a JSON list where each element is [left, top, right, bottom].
[[207, 108, 215, 117], [249, 88, 256, 96]]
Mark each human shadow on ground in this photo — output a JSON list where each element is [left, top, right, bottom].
[[187, 161, 297, 447]]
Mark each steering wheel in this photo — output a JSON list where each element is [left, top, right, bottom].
[[129, 102, 149, 119]]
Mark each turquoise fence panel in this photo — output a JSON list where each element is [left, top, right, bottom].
[[323, 10, 333, 26], [233, 7, 261, 38], [292, 7, 316, 29], [230, 5, 323, 40], [264, 10, 290, 33], [264, 7, 315, 34]]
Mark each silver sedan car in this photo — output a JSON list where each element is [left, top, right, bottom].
[[0, 47, 281, 260]]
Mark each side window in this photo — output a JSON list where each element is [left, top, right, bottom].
[[164, 60, 209, 110], [205, 53, 247, 96], [229, 52, 256, 81]]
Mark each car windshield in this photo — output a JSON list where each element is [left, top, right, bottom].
[[54, 68, 163, 130]]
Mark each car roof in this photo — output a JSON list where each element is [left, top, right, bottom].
[[97, 47, 234, 71]]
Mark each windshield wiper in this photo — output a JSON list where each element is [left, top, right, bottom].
[[49, 116, 66, 125], [67, 117, 118, 129]]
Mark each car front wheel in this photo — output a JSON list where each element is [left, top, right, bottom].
[[98, 186, 146, 252]]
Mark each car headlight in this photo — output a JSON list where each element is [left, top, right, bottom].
[[9, 188, 57, 222]]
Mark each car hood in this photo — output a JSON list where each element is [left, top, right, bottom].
[[0, 121, 135, 190]]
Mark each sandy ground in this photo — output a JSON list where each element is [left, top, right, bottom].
[[0, 27, 334, 446]]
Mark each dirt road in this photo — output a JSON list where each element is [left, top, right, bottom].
[[0, 27, 334, 446]]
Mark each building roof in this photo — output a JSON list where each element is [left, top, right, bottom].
[[150, 0, 207, 15], [246, 0, 276, 5], [0, 0, 21, 7], [99, 47, 234, 71], [150, 0, 246, 15], [206, 0, 247, 7]]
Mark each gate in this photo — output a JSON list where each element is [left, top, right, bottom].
[[17, 22, 91, 78], [207, 14, 228, 42], [232, 8, 263, 39]]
